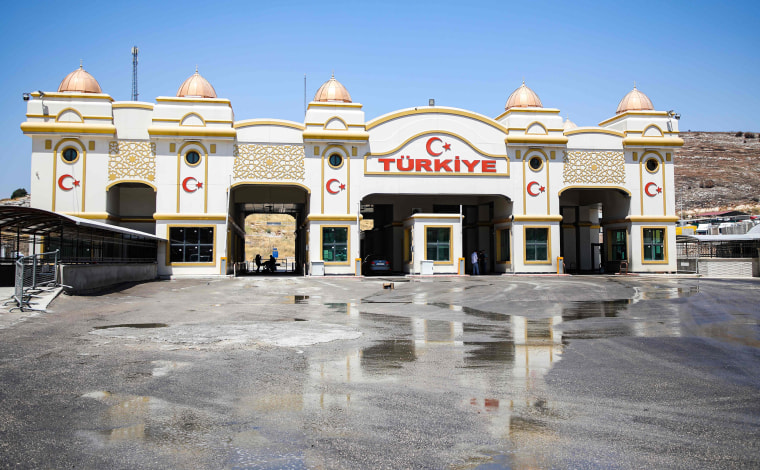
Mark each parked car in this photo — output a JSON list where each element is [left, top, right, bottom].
[[362, 254, 391, 275]]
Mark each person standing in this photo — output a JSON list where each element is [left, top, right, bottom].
[[471, 250, 480, 275], [255, 253, 262, 272]]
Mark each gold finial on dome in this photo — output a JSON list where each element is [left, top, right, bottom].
[[616, 84, 654, 114], [176, 68, 217, 98], [57, 63, 102, 93], [505, 81, 543, 110], [314, 74, 352, 103]]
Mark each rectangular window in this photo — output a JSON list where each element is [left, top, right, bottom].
[[525, 227, 549, 261], [322, 226, 348, 262], [498, 229, 510, 262], [610, 229, 627, 261], [426, 227, 451, 262], [169, 227, 214, 263], [643, 228, 665, 261]]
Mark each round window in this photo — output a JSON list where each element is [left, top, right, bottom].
[[328, 153, 343, 168], [529, 156, 543, 171], [185, 151, 201, 166], [62, 148, 78, 163], [645, 158, 659, 173]]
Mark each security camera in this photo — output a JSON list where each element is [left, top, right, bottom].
[[674, 113, 681, 120], [22, 93, 30, 101]]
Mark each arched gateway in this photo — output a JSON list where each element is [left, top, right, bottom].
[[21, 67, 682, 276]]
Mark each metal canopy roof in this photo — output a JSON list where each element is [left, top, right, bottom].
[[0, 206, 165, 241]]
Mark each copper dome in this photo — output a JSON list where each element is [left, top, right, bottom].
[[58, 65, 102, 93], [616, 85, 654, 114], [505, 81, 543, 110], [314, 74, 352, 103], [177, 69, 217, 98]]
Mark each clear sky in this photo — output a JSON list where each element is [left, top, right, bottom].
[[1, 0, 758, 199]]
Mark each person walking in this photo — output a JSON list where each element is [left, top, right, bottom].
[[471, 249, 480, 275], [255, 254, 262, 273]]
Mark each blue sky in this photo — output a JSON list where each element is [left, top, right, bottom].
[[1, 0, 758, 199]]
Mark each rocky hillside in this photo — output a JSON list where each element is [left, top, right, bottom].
[[675, 132, 760, 215]]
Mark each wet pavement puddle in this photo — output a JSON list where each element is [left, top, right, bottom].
[[93, 323, 168, 330]]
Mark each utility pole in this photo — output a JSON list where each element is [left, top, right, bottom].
[[131, 46, 139, 101]]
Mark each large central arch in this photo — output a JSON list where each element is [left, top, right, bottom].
[[227, 183, 310, 274]]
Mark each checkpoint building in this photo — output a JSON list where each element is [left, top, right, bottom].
[[20, 66, 683, 277]]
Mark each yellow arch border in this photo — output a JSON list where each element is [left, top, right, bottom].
[[366, 107, 509, 134], [557, 185, 632, 197], [106, 180, 158, 192]]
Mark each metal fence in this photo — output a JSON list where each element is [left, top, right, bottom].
[[12, 250, 59, 310]]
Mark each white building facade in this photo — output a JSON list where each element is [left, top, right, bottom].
[[21, 67, 683, 276]]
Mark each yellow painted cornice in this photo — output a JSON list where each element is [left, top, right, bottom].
[[626, 215, 679, 223], [564, 127, 625, 138], [31, 91, 113, 101], [504, 135, 568, 145], [154, 213, 227, 221], [366, 107, 508, 134], [155, 96, 232, 106], [234, 119, 305, 130], [307, 214, 362, 221], [307, 102, 363, 109], [302, 130, 369, 141], [598, 110, 669, 127], [20, 122, 115, 135], [622, 137, 684, 147], [112, 102, 154, 110], [513, 215, 563, 222], [148, 126, 236, 138], [494, 108, 561, 120]]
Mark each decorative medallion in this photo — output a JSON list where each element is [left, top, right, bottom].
[[108, 141, 157, 182], [562, 151, 625, 185]]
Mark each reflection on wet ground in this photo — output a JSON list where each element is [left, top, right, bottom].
[[93, 323, 169, 329], [64, 278, 760, 469]]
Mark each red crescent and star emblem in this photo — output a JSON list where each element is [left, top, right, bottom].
[[645, 182, 661, 197], [425, 137, 451, 156], [326, 178, 345, 194], [57, 174, 80, 191], [526, 181, 545, 196], [182, 177, 203, 193]]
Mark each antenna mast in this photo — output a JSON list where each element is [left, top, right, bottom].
[[304, 74, 307, 114], [131, 46, 139, 101]]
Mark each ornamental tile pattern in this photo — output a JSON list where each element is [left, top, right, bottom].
[[108, 141, 157, 182], [562, 151, 625, 185], [233, 144, 305, 181]]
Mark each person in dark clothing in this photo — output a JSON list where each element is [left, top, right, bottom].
[[255, 254, 262, 272]]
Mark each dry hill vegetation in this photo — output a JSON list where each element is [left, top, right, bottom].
[[675, 132, 760, 216]]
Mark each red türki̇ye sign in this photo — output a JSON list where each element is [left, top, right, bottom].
[[364, 134, 508, 176]]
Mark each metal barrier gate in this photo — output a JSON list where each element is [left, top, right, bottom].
[[12, 250, 60, 311]]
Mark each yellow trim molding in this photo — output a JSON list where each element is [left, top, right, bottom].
[[105, 180, 158, 191], [21, 122, 116, 135], [230, 181, 311, 193], [60, 212, 109, 220], [366, 107, 509, 134], [494, 108, 561, 120], [564, 128, 625, 137], [307, 102, 363, 109], [155, 96, 232, 106], [148, 126, 236, 138], [626, 215, 679, 223], [513, 215, 563, 222], [558, 185, 632, 196], [504, 135, 568, 145], [302, 130, 369, 141], [234, 119, 305, 130], [31, 91, 113, 101], [308, 214, 361, 222], [622, 137, 684, 147], [112, 102, 154, 110], [154, 213, 227, 221]]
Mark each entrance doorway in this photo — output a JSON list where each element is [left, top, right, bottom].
[[228, 184, 309, 274], [559, 188, 630, 274], [360, 193, 512, 274]]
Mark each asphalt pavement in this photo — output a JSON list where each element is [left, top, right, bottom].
[[1, 275, 758, 469]]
